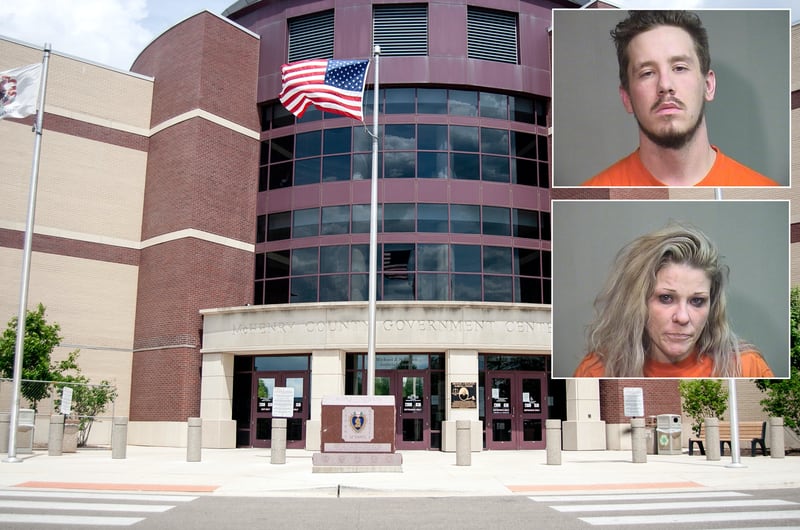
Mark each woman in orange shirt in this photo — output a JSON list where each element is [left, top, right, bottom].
[[573, 223, 773, 378]]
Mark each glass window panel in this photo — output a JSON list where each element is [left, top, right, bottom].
[[513, 209, 539, 239], [271, 136, 293, 162], [543, 278, 551, 304], [320, 245, 349, 273], [535, 99, 548, 127], [272, 104, 294, 129], [265, 278, 289, 304], [255, 253, 266, 280], [259, 166, 269, 192], [351, 244, 370, 272], [515, 248, 540, 277], [256, 214, 266, 243], [362, 89, 384, 118], [417, 273, 449, 300], [269, 162, 292, 189], [267, 212, 291, 241], [322, 154, 351, 182], [481, 155, 509, 183], [481, 128, 508, 155], [297, 106, 322, 123], [294, 158, 321, 186], [291, 247, 318, 275], [351, 204, 373, 233], [321, 205, 350, 235], [352, 153, 373, 181], [385, 88, 415, 114], [266, 250, 290, 278], [450, 125, 479, 152], [385, 152, 416, 179], [541, 211, 551, 241], [482, 206, 510, 236], [417, 243, 449, 271], [384, 124, 416, 150], [319, 274, 349, 302], [383, 243, 415, 273], [323, 127, 352, 154], [383, 273, 415, 300], [260, 141, 269, 165], [259, 105, 271, 131], [417, 152, 448, 178], [516, 277, 542, 303], [542, 250, 552, 278], [483, 246, 511, 274], [254, 355, 310, 371], [418, 88, 447, 114], [295, 131, 321, 158], [484, 275, 512, 302], [418, 124, 448, 150], [417, 203, 449, 232], [254, 280, 264, 304], [290, 276, 317, 303], [384, 203, 415, 232], [450, 204, 480, 234], [512, 158, 537, 186], [479, 92, 508, 119], [293, 208, 319, 238], [452, 274, 481, 301], [452, 244, 481, 272], [451, 153, 479, 180], [510, 96, 535, 124], [539, 161, 549, 188], [449, 89, 478, 116], [353, 127, 372, 152], [511, 131, 537, 159], [351, 273, 368, 301], [537, 135, 548, 161]]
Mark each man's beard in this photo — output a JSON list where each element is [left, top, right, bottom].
[[635, 101, 705, 150]]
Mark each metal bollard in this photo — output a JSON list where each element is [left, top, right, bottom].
[[769, 417, 785, 459], [705, 417, 720, 461], [271, 418, 287, 464], [456, 420, 471, 466], [187, 417, 202, 462], [48, 415, 65, 457], [111, 416, 128, 459], [546, 419, 562, 465], [631, 418, 647, 463]]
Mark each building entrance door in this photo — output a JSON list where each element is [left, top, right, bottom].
[[485, 371, 547, 449], [375, 370, 429, 450], [251, 371, 309, 448]]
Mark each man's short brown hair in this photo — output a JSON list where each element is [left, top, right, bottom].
[[612, 11, 711, 91]]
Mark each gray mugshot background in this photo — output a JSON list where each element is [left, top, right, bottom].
[[551, 200, 790, 378], [552, 9, 790, 186]]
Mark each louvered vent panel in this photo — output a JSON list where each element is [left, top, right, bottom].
[[373, 4, 428, 56], [467, 8, 518, 64], [288, 10, 335, 62]]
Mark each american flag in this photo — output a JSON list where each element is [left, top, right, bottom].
[[279, 59, 370, 121]]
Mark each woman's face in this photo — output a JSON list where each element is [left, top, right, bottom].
[[645, 262, 711, 364]]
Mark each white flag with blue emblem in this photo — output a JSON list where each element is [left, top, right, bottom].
[[0, 63, 42, 119]]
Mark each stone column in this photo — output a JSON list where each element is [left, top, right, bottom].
[[112, 416, 128, 459], [456, 420, 471, 466], [705, 417, 720, 461], [271, 418, 287, 464], [769, 417, 785, 458], [631, 418, 646, 463], [187, 417, 202, 462], [546, 419, 562, 465], [48, 415, 65, 457]]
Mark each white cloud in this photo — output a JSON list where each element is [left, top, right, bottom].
[[0, 0, 153, 70]]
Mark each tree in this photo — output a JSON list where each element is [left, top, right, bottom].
[[756, 287, 800, 435], [679, 379, 728, 437], [0, 304, 75, 409]]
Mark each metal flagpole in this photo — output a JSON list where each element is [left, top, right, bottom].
[[4, 44, 51, 464], [714, 187, 744, 468], [366, 45, 380, 396]]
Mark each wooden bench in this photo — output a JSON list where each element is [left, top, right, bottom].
[[688, 420, 767, 456]]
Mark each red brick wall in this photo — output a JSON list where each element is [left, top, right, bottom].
[[130, 12, 260, 422], [600, 379, 682, 423]]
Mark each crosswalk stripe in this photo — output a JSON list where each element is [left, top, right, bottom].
[[552, 498, 795, 513], [529, 491, 750, 503], [0, 490, 197, 502], [0, 499, 175, 513], [581, 509, 800, 526], [0, 513, 144, 526]]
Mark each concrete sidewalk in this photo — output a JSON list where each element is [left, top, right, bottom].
[[0, 446, 798, 497]]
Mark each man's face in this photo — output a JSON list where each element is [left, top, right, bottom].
[[620, 25, 715, 150]]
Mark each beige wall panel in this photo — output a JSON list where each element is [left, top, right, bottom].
[[0, 120, 38, 224], [0, 38, 153, 131], [793, 24, 800, 91], [34, 131, 145, 243]]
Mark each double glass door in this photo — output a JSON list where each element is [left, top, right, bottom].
[[485, 371, 547, 449], [252, 371, 308, 448], [376, 370, 429, 449]]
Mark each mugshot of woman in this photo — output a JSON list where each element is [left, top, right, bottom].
[[573, 223, 774, 378]]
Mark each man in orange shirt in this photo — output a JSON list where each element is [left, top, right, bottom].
[[582, 11, 777, 187]]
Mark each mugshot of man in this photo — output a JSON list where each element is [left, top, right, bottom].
[[551, 9, 789, 187]]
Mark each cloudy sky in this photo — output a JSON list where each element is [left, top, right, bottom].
[[0, 0, 797, 71]]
